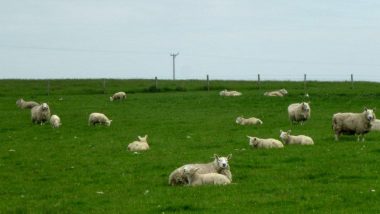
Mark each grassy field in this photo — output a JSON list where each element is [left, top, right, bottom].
[[0, 79, 380, 213]]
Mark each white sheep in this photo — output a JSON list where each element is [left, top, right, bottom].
[[247, 136, 284, 149], [264, 89, 288, 97], [371, 119, 380, 131], [279, 130, 314, 145], [17, 98, 39, 109], [50, 114, 61, 128], [288, 102, 311, 125], [236, 116, 263, 125], [110, 92, 127, 101], [88, 112, 112, 126], [168, 154, 232, 186], [31, 103, 51, 125], [127, 135, 149, 152], [332, 108, 376, 141], [219, 89, 242, 97], [183, 166, 231, 186]]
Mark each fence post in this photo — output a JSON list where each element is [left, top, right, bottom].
[[47, 79, 50, 96], [103, 79, 106, 94], [257, 74, 261, 89], [304, 73, 307, 94], [206, 74, 210, 91], [351, 74, 354, 89], [155, 76, 158, 89]]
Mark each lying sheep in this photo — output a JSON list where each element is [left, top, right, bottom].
[[288, 102, 311, 125], [219, 89, 242, 97], [110, 92, 127, 101], [264, 89, 288, 97], [50, 114, 61, 128], [168, 154, 232, 186], [183, 166, 231, 186], [332, 108, 376, 141], [236, 116, 263, 125], [88, 112, 112, 126], [247, 136, 284, 149], [127, 135, 149, 152], [31, 103, 51, 125], [279, 130, 314, 145], [16, 98, 39, 109], [371, 119, 380, 131]]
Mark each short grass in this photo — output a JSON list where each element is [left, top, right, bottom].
[[0, 79, 380, 213]]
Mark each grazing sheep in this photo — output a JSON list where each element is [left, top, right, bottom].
[[371, 119, 380, 131], [264, 89, 288, 97], [88, 113, 112, 126], [288, 102, 311, 125], [110, 92, 127, 101], [247, 136, 284, 149], [219, 89, 242, 97], [332, 108, 376, 142], [31, 103, 51, 125], [279, 130, 314, 145], [16, 98, 39, 109], [127, 135, 149, 152], [168, 154, 232, 186], [183, 166, 231, 186], [236, 116, 263, 125], [50, 114, 61, 128]]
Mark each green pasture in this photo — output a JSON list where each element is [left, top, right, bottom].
[[0, 79, 379, 213]]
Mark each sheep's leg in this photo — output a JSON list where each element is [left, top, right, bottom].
[[334, 133, 339, 141]]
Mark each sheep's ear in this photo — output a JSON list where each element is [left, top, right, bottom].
[[288, 130, 291, 133], [193, 168, 200, 173], [214, 154, 219, 160], [280, 130, 283, 133], [227, 154, 232, 160], [364, 107, 368, 111], [247, 136, 252, 139], [373, 108, 376, 112]]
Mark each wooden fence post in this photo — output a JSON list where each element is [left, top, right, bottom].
[[206, 74, 210, 91], [257, 74, 261, 89], [47, 80, 50, 96], [155, 76, 158, 89], [103, 79, 106, 94], [351, 74, 354, 89], [304, 74, 307, 94]]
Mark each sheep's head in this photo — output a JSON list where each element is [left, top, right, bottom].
[[280, 130, 291, 142], [280, 89, 288, 95], [364, 108, 376, 122], [257, 119, 263, 125], [247, 136, 258, 146], [235, 117, 243, 124], [138, 135, 148, 142], [106, 120, 112, 126], [302, 102, 310, 112], [214, 154, 231, 169], [41, 103, 49, 110], [183, 166, 199, 176], [109, 97, 113, 101]]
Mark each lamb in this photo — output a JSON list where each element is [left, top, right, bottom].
[[50, 114, 62, 128], [88, 112, 112, 126], [264, 89, 288, 97], [31, 103, 51, 125], [279, 130, 314, 145], [183, 166, 231, 186], [110, 92, 127, 101], [219, 89, 242, 97], [371, 119, 380, 131], [127, 135, 149, 152], [247, 136, 284, 149], [332, 108, 376, 142], [288, 102, 311, 125], [168, 154, 232, 186], [236, 116, 263, 125], [16, 98, 39, 109]]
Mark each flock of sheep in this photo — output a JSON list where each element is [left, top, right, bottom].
[[16, 88, 378, 187]]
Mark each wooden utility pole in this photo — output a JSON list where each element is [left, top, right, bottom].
[[170, 52, 179, 80]]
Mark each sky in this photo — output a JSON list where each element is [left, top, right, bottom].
[[1, 0, 380, 81]]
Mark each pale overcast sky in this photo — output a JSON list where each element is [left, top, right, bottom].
[[1, 0, 380, 81]]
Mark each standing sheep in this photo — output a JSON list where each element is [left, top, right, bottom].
[[332, 108, 376, 142], [264, 89, 288, 97], [168, 154, 232, 186], [183, 166, 231, 186], [110, 92, 127, 101], [88, 113, 112, 126], [247, 136, 284, 149], [288, 102, 311, 125], [279, 130, 314, 145], [236, 116, 263, 125], [31, 103, 51, 125], [17, 98, 39, 109], [50, 114, 62, 128], [127, 135, 149, 152]]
